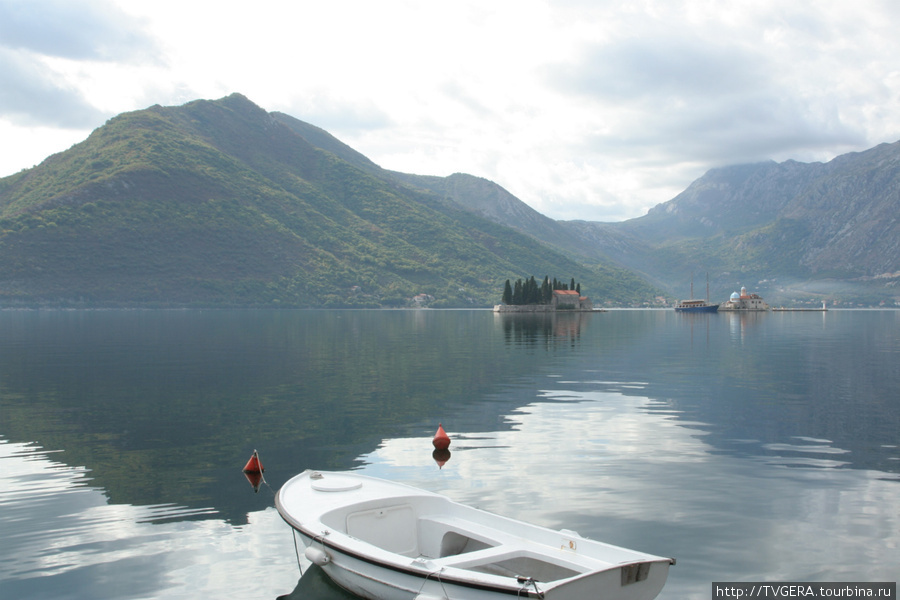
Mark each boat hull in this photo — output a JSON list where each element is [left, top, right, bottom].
[[310, 546, 671, 600], [674, 303, 718, 313], [276, 470, 673, 600]]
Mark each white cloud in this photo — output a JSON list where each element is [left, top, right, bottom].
[[0, 0, 158, 129], [1, 0, 899, 221], [0, 0, 157, 60], [0, 49, 107, 127]]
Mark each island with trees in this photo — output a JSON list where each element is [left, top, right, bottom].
[[493, 276, 594, 312]]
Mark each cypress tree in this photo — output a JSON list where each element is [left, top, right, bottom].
[[542, 276, 551, 304], [502, 279, 513, 304], [526, 276, 538, 304]]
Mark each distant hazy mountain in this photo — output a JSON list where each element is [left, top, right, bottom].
[[0, 94, 658, 307], [419, 138, 900, 307], [571, 142, 900, 305]]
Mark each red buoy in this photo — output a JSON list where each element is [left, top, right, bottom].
[[432, 424, 451, 450], [242, 449, 264, 474]]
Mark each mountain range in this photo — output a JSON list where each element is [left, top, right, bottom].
[[560, 143, 900, 306], [1, 93, 897, 308]]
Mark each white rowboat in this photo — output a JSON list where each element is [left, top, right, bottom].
[[276, 470, 674, 600]]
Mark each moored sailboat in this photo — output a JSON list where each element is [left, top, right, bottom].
[[674, 273, 718, 313]]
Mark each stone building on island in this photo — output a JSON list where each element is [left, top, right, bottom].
[[551, 289, 593, 310]]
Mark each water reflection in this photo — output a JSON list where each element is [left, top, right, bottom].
[[675, 311, 715, 348], [244, 469, 266, 492], [496, 311, 591, 347], [0, 309, 551, 524], [432, 447, 452, 468], [723, 310, 770, 343], [2, 309, 898, 600], [0, 439, 299, 600], [277, 565, 357, 600], [359, 387, 900, 600]]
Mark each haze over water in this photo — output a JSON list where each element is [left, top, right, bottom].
[[1, 309, 897, 599]]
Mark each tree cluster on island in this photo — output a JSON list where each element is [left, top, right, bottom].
[[501, 276, 582, 305]]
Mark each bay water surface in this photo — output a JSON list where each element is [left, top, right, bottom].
[[1, 309, 898, 599]]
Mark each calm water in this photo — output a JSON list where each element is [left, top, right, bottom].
[[0, 309, 897, 599]]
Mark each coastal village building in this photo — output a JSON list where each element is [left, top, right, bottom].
[[411, 293, 435, 306]]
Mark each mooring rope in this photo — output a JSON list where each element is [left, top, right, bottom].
[[291, 529, 304, 576], [516, 576, 544, 599], [415, 566, 450, 599], [260, 472, 275, 496]]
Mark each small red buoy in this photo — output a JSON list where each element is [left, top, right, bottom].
[[432, 424, 451, 450], [242, 449, 264, 474]]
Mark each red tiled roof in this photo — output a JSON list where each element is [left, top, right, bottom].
[[553, 290, 580, 295]]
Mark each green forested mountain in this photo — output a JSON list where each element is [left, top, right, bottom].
[[0, 94, 659, 307]]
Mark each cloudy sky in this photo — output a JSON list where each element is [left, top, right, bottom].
[[2, 1, 899, 221]]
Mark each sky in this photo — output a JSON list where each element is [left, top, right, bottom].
[[1, 1, 899, 222]]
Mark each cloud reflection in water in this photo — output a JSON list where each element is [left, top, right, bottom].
[[0, 440, 298, 600], [358, 386, 900, 600]]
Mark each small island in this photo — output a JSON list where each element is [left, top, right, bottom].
[[493, 276, 594, 312]]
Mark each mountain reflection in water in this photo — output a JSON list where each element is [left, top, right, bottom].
[[0, 309, 897, 600]]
